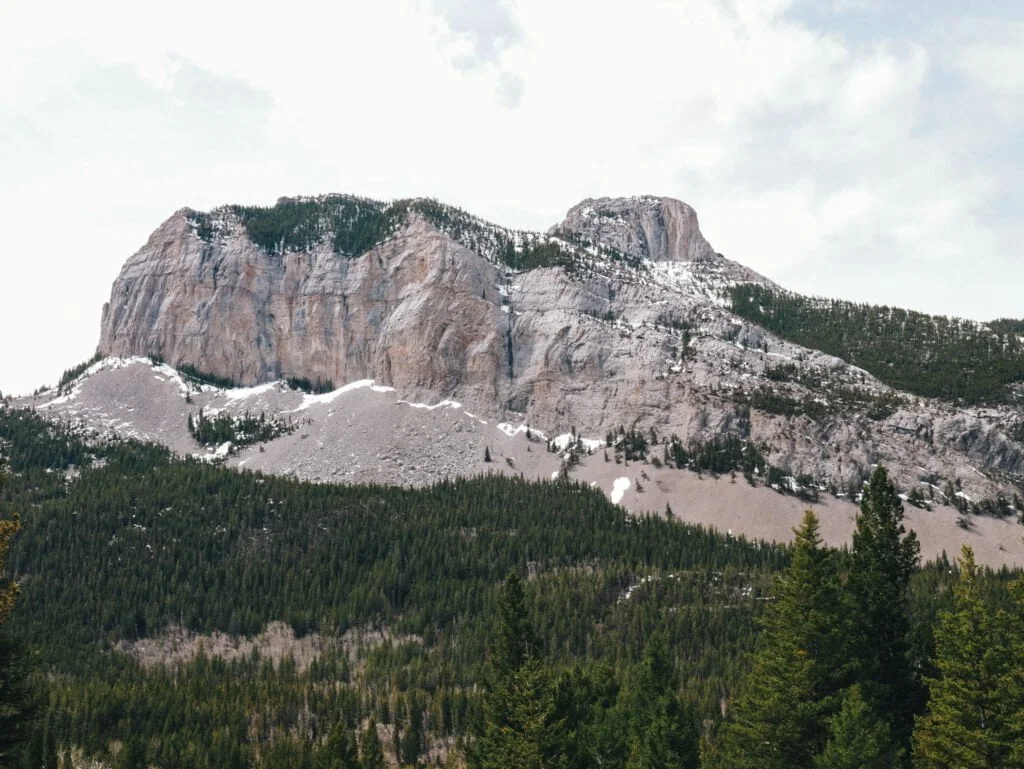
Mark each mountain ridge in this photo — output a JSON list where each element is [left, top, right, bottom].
[[16, 191, 1024, 555]]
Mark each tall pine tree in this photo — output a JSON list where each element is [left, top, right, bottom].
[[469, 572, 566, 769], [848, 466, 921, 750], [619, 635, 699, 769], [912, 546, 1024, 768], [0, 460, 33, 769], [707, 511, 851, 769], [814, 685, 901, 769]]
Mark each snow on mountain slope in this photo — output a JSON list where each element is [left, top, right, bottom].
[[10, 192, 1023, 563], [18, 356, 1024, 568]]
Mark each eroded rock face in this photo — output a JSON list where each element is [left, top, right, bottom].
[[553, 195, 717, 263], [100, 213, 507, 407], [95, 195, 1024, 502]]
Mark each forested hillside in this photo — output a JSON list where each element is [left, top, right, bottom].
[[1, 407, 1023, 768], [729, 284, 1024, 405]]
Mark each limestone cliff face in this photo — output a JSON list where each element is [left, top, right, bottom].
[[97, 194, 1024, 499], [100, 212, 506, 406], [553, 196, 717, 263]]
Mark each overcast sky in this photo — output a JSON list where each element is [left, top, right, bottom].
[[2, 0, 1022, 395]]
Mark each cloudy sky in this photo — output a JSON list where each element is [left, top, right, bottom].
[[1, 0, 1022, 395]]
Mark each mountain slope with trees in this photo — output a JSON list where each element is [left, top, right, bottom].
[[729, 284, 1024, 405], [2, 406, 1024, 767]]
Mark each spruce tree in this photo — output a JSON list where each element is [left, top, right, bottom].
[[814, 685, 900, 769], [0, 461, 32, 769], [359, 720, 384, 769], [848, 466, 921, 749], [469, 572, 565, 769], [707, 511, 851, 769], [912, 546, 1023, 768], [117, 737, 146, 769], [619, 635, 699, 769]]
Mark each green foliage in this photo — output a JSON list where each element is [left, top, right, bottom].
[[286, 376, 335, 395], [619, 635, 699, 769], [230, 197, 395, 257], [0, 461, 34, 769], [848, 468, 922, 751], [56, 352, 102, 394], [189, 196, 595, 274], [749, 388, 828, 421], [730, 285, 1024, 405], [6, 408, 1024, 768], [471, 574, 563, 769], [176, 363, 238, 390], [187, 409, 295, 450], [814, 685, 900, 769], [359, 720, 384, 769], [0, 405, 789, 766], [707, 511, 852, 769], [662, 434, 767, 479], [911, 547, 1024, 768]]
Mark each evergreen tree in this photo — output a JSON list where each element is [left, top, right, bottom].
[[912, 546, 1023, 768], [708, 511, 851, 769], [814, 685, 900, 769], [319, 720, 358, 769], [619, 635, 699, 769], [359, 720, 384, 769], [469, 572, 565, 769], [0, 460, 32, 769], [848, 467, 921, 749], [117, 737, 146, 769]]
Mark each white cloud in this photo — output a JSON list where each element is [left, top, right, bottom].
[[0, 0, 1022, 394]]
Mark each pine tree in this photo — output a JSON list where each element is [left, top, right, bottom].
[[469, 572, 565, 769], [814, 685, 900, 769], [319, 720, 358, 769], [359, 720, 384, 769], [848, 467, 921, 749], [0, 460, 32, 769], [620, 635, 699, 769], [117, 737, 146, 769], [707, 511, 851, 769], [912, 546, 1023, 768]]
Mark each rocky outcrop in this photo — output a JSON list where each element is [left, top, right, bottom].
[[100, 213, 507, 407], [94, 194, 1024, 502], [553, 195, 717, 263]]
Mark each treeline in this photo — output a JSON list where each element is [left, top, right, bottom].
[[2, 407, 1023, 768], [187, 409, 295, 450], [188, 196, 585, 272], [473, 469, 1024, 769], [0, 406, 785, 766], [730, 284, 1024, 405]]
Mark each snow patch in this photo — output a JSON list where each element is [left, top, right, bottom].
[[497, 422, 546, 439], [223, 382, 280, 402], [551, 433, 604, 451], [610, 477, 631, 504], [294, 380, 395, 410], [397, 398, 462, 411]]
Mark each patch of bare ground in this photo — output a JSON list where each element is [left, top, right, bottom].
[[117, 621, 421, 673], [573, 458, 1024, 568]]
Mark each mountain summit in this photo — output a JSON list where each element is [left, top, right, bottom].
[[29, 192, 1020, 558], [553, 195, 717, 263]]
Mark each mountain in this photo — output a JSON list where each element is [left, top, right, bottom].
[[19, 193, 1024, 561]]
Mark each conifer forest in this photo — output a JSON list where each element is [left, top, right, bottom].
[[2, 405, 1024, 768]]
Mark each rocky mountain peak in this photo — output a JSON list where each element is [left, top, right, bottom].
[[552, 195, 716, 264]]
